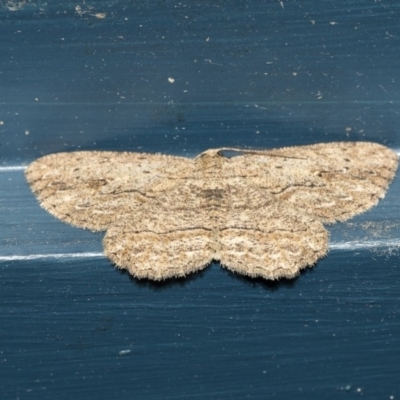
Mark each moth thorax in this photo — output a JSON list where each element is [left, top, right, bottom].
[[195, 149, 224, 172]]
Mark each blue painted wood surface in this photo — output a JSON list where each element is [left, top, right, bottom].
[[1, 1, 400, 399]]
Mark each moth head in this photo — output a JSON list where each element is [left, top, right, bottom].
[[195, 148, 246, 161], [195, 149, 224, 160]]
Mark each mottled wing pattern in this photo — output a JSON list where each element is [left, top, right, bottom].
[[103, 185, 216, 280], [218, 187, 329, 279], [26, 142, 398, 281], [225, 142, 398, 223], [104, 181, 329, 280], [105, 224, 214, 280], [25, 151, 194, 231]]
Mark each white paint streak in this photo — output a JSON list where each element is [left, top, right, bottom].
[[330, 238, 400, 250], [0, 239, 399, 263], [0, 166, 27, 171], [0, 252, 104, 261]]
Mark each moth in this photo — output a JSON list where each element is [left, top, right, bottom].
[[26, 142, 398, 280]]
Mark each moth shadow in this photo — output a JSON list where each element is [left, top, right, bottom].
[[117, 267, 208, 290], [221, 264, 317, 291], [117, 262, 316, 291]]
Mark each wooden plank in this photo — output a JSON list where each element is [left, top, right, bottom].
[[1, 1, 400, 399]]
